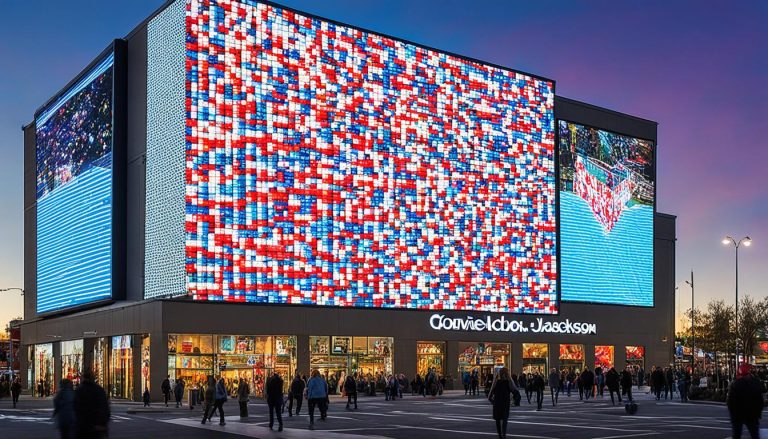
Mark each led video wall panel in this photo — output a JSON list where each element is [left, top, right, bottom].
[[35, 53, 115, 314], [182, 0, 556, 313], [559, 120, 654, 306]]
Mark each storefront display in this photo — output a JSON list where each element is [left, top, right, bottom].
[[626, 346, 645, 370], [522, 343, 548, 375], [33, 343, 54, 396], [595, 345, 614, 369], [60, 340, 84, 386], [310, 336, 393, 380], [141, 335, 150, 393], [559, 344, 584, 371], [110, 335, 133, 399], [93, 338, 108, 387], [458, 342, 510, 378], [417, 342, 445, 377]]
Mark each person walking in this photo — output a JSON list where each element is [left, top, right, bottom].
[[595, 366, 605, 397], [489, 368, 517, 439], [212, 377, 227, 426], [201, 377, 216, 425], [678, 368, 691, 403], [306, 369, 328, 430], [637, 366, 645, 389], [74, 370, 110, 439], [161, 375, 171, 407], [525, 373, 534, 404], [53, 379, 75, 439], [580, 367, 594, 401], [566, 368, 575, 397], [727, 364, 763, 439], [651, 366, 664, 400], [484, 371, 494, 397], [237, 377, 250, 418], [11, 377, 21, 408], [548, 368, 560, 407], [576, 371, 584, 400], [265, 372, 284, 431], [470, 369, 480, 396], [463, 370, 470, 395], [605, 367, 622, 405], [288, 373, 305, 416], [532, 372, 545, 411], [345, 372, 358, 410], [517, 372, 528, 404], [174, 377, 185, 408], [664, 367, 675, 400], [621, 366, 634, 403]]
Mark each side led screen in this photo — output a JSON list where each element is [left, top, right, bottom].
[[35, 53, 114, 314], [559, 120, 654, 306], [183, 1, 556, 313]]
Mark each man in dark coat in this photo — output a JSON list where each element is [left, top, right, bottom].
[[727, 364, 764, 439], [11, 377, 22, 408], [605, 367, 621, 405], [174, 377, 185, 408], [74, 370, 110, 439], [345, 372, 358, 410], [287, 373, 305, 416], [161, 375, 171, 407], [664, 367, 675, 400], [621, 366, 634, 402], [532, 372, 545, 411], [580, 367, 595, 401], [651, 366, 665, 400], [265, 372, 284, 431]]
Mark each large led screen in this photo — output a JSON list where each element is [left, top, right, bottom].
[[559, 120, 654, 306], [182, 0, 556, 313], [35, 53, 114, 314]]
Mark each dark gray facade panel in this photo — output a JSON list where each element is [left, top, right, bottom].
[[126, 25, 149, 303], [555, 96, 657, 141], [23, 122, 36, 320]]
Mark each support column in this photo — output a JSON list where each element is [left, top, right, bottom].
[[394, 338, 416, 380], [53, 341, 61, 395], [132, 335, 143, 401], [547, 343, 558, 375], [445, 340, 459, 390], [511, 342, 522, 375], [83, 338, 96, 377], [585, 344, 595, 371], [297, 335, 310, 376], [150, 331, 168, 402]]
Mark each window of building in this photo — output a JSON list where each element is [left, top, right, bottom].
[[417, 342, 445, 377], [33, 343, 54, 396], [60, 339, 84, 387], [522, 343, 548, 375], [595, 345, 614, 369], [110, 335, 133, 399], [559, 344, 584, 371]]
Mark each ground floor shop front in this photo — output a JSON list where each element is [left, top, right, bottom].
[[20, 299, 670, 401]]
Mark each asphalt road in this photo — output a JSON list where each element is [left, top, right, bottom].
[[0, 389, 750, 438]]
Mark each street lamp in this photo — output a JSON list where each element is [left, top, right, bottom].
[[722, 236, 751, 371], [684, 271, 694, 370]]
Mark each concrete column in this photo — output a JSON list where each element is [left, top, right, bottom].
[[297, 335, 309, 376], [585, 344, 595, 370], [132, 335, 143, 401], [511, 342, 522, 375], [395, 338, 416, 379], [19, 345, 29, 391], [547, 343, 558, 375], [150, 331, 168, 402], [83, 338, 96, 376], [445, 340, 459, 390], [53, 341, 61, 395]]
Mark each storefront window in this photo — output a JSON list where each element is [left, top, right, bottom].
[[626, 345, 645, 371], [33, 343, 54, 396], [93, 338, 108, 387], [595, 345, 614, 369], [168, 334, 214, 389], [310, 335, 393, 390], [61, 340, 84, 386], [141, 335, 150, 393], [110, 335, 133, 399], [458, 342, 510, 383], [559, 344, 584, 371], [522, 343, 548, 375], [417, 342, 445, 377]]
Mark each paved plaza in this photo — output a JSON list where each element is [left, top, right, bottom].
[[0, 389, 748, 438]]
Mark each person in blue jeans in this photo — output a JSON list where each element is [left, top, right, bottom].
[[306, 369, 328, 430]]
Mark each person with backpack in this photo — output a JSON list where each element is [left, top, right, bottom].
[[74, 370, 110, 438], [287, 373, 305, 416], [345, 372, 358, 410], [161, 375, 171, 407]]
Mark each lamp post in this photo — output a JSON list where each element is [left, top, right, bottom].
[[722, 236, 751, 373], [685, 271, 694, 370], [1, 288, 24, 378]]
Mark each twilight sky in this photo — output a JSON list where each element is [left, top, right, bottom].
[[0, 1, 765, 330]]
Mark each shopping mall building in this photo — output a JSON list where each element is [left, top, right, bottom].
[[19, 0, 675, 401]]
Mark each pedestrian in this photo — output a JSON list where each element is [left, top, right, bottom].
[[73, 370, 110, 439], [143, 386, 151, 407], [605, 367, 621, 405], [664, 367, 675, 400], [415, 374, 423, 396], [580, 367, 594, 401], [345, 372, 358, 410], [201, 376, 216, 425], [525, 373, 534, 404], [637, 367, 645, 389], [212, 377, 227, 426], [566, 368, 575, 397], [621, 366, 634, 402], [727, 364, 763, 439], [679, 369, 691, 402], [161, 375, 171, 407], [265, 371, 284, 431], [548, 368, 560, 406], [463, 370, 470, 395], [595, 366, 605, 397], [471, 369, 480, 396], [576, 371, 584, 400], [53, 379, 75, 439], [484, 371, 494, 397], [306, 369, 328, 430], [288, 373, 305, 416], [651, 366, 664, 400], [533, 372, 545, 411], [174, 377, 185, 408], [237, 377, 250, 417], [488, 368, 517, 439], [517, 372, 528, 404], [11, 377, 21, 408]]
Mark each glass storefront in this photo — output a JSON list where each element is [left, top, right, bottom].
[[458, 342, 510, 378], [33, 343, 54, 396], [310, 336, 393, 381], [141, 335, 150, 393], [169, 334, 297, 398], [93, 338, 109, 387], [522, 343, 548, 375], [417, 342, 445, 377], [60, 340, 84, 386], [110, 335, 133, 399], [559, 344, 584, 371], [626, 346, 645, 371], [595, 345, 614, 369]]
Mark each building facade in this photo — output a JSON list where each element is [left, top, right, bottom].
[[20, 0, 674, 401]]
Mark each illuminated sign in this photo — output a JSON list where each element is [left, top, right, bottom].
[[429, 314, 597, 334]]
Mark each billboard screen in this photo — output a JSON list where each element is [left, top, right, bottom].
[[178, 0, 556, 313], [558, 120, 654, 306], [35, 52, 114, 314]]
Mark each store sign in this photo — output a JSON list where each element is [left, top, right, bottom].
[[429, 314, 597, 335]]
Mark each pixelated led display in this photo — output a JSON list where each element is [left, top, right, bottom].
[[35, 53, 114, 314], [185, 0, 556, 313], [559, 120, 654, 306]]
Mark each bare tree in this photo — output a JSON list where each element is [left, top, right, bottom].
[[736, 295, 768, 360]]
